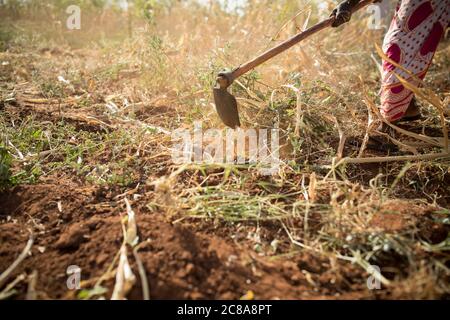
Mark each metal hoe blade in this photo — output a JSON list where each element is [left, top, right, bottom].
[[213, 84, 240, 129]]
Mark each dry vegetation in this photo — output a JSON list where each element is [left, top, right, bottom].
[[0, 0, 449, 300]]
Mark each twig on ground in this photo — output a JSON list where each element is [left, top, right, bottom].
[[335, 152, 450, 165], [133, 241, 151, 300], [26, 270, 38, 300], [111, 245, 136, 300], [0, 230, 34, 289], [0, 274, 27, 300]]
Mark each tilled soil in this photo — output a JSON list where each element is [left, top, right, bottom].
[[0, 180, 368, 300], [1, 178, 448, 299]]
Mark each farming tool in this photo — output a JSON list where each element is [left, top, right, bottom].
[[213, 0, 376, 128]]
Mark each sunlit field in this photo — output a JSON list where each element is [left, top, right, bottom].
[[0, 0, 449, 300]]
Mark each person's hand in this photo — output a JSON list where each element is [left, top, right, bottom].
[[330, 0, 359, 27], [331, 0, 382, 28]]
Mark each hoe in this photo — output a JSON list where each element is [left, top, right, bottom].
[[213, 0, 375, 128]]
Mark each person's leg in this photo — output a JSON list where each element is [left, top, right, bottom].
[[380, 0, 449, 123]]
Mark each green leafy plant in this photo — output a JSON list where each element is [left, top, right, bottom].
[[0, 144, 12, 190]]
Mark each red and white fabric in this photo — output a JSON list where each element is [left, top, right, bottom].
[[380, 0, 449, 121]]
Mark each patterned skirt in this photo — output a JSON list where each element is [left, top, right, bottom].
[[380, 0, 449, 121]]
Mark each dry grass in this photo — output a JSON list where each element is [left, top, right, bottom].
[[0, 0, 449, 299]]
